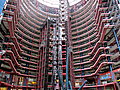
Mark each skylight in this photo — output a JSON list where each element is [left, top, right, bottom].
[[37, 0, 81, 7]]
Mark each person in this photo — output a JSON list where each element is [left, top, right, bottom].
[[3, 76, 7, 82]]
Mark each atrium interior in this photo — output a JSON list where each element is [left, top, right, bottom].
[[0, 0, 120, 90]]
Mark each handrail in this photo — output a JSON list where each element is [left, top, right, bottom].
[[0, 81, 35, 88], [3, 42, 21, 59], [74, 54, 111, 71], [5, 50, 37, 70], [0, 58, 36, 77], [16, 28, 39, 43], [75, 62, 114, 78], [75, 47, 109, 65]]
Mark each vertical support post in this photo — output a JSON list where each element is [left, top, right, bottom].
[[97, 76, 101, 85], [107, 56, 114, 81], [66, 47, 69, 90], [58, 24, 63, 89], [112, 29, 120, 51], [78, 80, 87, 90], [8, 74, 13, 90], [69, 81, 73, 90], [111, 28, 120, 89], [114, 83, 117, 90], [52, 22, 58, 90], [8, 74, 12, 90], [57, 69, 64, 90], [108, 55, 120, 90], [23, 77, 27, 90], [82, 64, 84, 76]]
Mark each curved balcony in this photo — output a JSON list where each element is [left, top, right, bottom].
[[19, 44, 38, 53], [17, 23, 40, 38], [28, 0, 58, 17], [6, 4, 16, 9], [72, 23, 96, 34], [99, 24, 115, 42], [111, 52, 120, 60], [0, 58, 36, 77], [21, 52, 38, 59], [3, 42, 21, 59], [0, 81, 35, 88], [21, 3, 45, 23], [89, 25, 113, 55], [97, 17, 112, 36], [108, 36, 115, 46], [2, 58, 37, 71], [95, 8, 109, 24], [23, 0, 47, 19], [71, 0, 94, 18], [72, 17, 95, 31], [75, 47, 109, 65], [74, 54, 90, 61], [3, 9, 14, 15], [15, 28, 39, 43], [20, 3, 45, 25], [109, 44, 117, 52], [72, 27, 95, 39], [73, 32, 97, 44], [20, 7, 43, 26], [20, 58, 37, 65], [89, 41, 102, 55], [72, 12, 95, 27], [21, 3, 44, 25], [18, 18, 40, 35], [73, 38, 98, 49], [2, 21, 23, 53], [71, 6, 95, 24], [2, 16, 13, 22], [75, 62, 114, 78], [75, 82, 116, 89], [72, 21, 95, 30], [4, 50, 37, 70], [72, 2, 97, 21], [15, 34, 39, 48], [73, 47, 93, 54], [20, 40, 39, 51], [11, 37, 23, 52], [20, 15, 40, 30], [71, 2, 89, 16], [74, 54, 111, 71]]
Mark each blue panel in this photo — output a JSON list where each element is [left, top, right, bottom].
[[0, 0, 6, 15]]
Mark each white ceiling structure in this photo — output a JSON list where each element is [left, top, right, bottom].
[[37, 0, 81, 7]]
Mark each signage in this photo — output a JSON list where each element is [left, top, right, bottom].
[[100, 73, 111, 80], [100, 68, 120, 80]]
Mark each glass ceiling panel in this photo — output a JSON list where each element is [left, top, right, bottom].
[[37, 0, 81, 7]]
